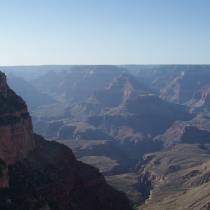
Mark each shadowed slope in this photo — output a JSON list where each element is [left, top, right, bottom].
[[7, 134, 132, 210]]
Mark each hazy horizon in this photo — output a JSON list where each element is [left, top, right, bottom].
[[1, 0, 210, 65], [1, 64, 210, 67]]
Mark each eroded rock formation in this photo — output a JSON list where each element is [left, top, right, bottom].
[[0, 71, 132, 209], [0, 72, 34, 165]]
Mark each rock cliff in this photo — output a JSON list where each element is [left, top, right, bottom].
[[0, 71, 34, 164], [0, 71, 33, 187], [0, 71, 132, 209]]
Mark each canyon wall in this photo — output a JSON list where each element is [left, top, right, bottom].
[[0, 72, 34, 165], [0, 71, 34, 187]]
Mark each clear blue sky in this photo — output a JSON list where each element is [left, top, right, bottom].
[[0, 0, 210, 65]]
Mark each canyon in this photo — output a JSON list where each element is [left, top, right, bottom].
[[3, 65, 210, 209], [0, 71, 132, 209]]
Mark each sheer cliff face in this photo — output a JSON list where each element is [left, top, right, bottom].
[[0, 71, 34, 165]]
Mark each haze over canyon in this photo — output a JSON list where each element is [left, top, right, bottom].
[[1, 65, 210, 209]]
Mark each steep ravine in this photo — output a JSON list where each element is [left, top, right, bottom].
[[134, 155, 159, 201]]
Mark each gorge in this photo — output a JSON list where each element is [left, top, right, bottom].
[[2, 65, 210, 209], [0, 71, 132, 210]]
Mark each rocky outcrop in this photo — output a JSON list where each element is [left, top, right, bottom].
[[0, 71, 34, 187], [0, 72, 34, 165]]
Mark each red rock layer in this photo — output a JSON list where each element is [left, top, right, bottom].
[[0, 118, 34, 165]]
